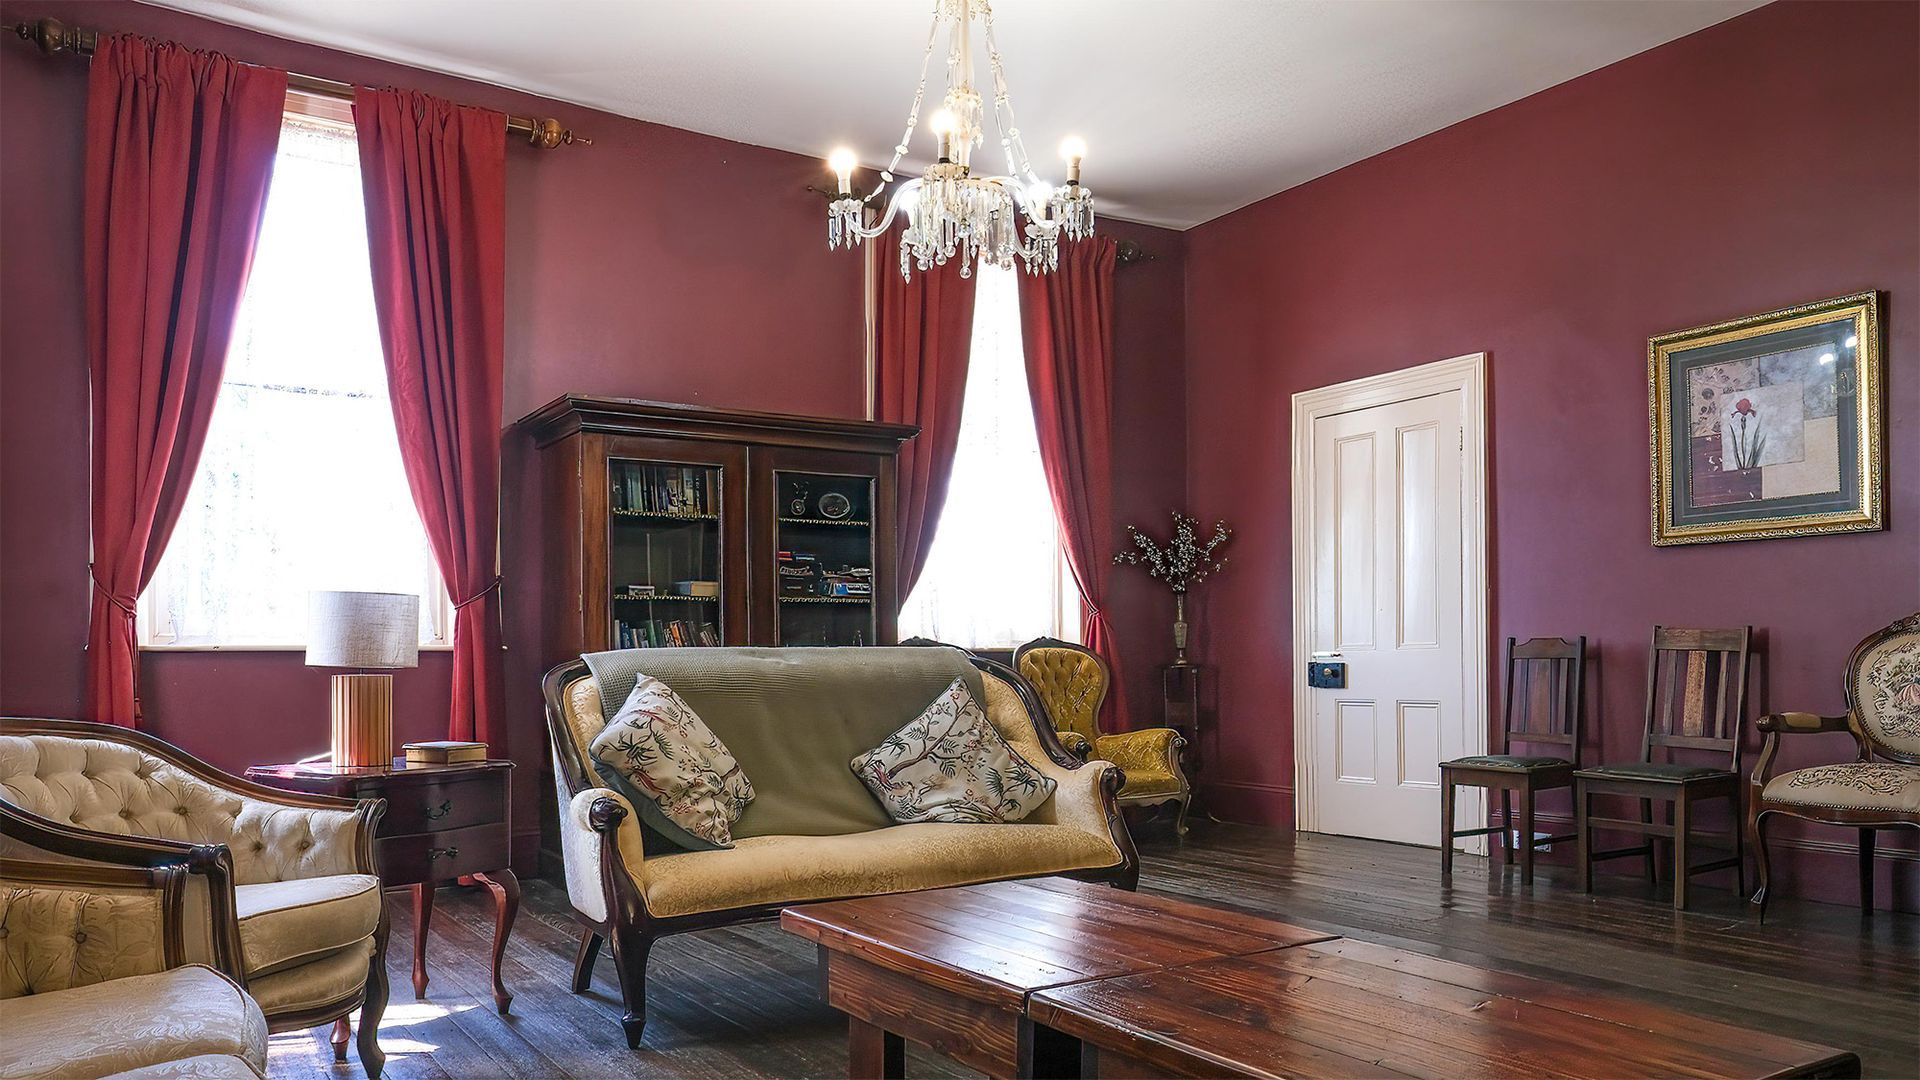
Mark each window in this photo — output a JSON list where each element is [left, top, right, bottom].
[[898, 263, 1080, 649], [140, 112, 450, 648]]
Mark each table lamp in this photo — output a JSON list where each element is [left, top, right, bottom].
[[307, 590, 419, 768]]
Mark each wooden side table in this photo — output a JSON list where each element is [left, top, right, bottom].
[[246, 758, 519, 1014]]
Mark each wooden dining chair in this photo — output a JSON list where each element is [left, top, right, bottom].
[[1575, 626, 1752, 910], [1440, 637, 1586, 883]]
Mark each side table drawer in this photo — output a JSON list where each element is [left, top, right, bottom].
[[378, 822, 509, 886], [377, 774, 504, 836]]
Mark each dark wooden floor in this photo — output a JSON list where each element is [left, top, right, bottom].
[[269, 822, 1920, 1079]]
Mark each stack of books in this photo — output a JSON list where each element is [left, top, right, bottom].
[[403, 740, 487, 765], [615, 618, 721, 648]]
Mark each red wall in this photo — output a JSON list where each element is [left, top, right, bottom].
[[1183, 0, 1919, 908], [0, 0, 1185, 868]]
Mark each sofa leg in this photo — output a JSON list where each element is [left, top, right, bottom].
[[572, 930, 604, 994], [331, 1018, 350, 1063], [358, 915, 390, 1078], [1173, 794, 1191, 839], [607, 926, 654, 1049]]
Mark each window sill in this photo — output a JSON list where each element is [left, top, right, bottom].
[[139, 643, 458, 653]]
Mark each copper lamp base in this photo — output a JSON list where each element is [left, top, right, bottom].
[[330, 673, 393, 769]]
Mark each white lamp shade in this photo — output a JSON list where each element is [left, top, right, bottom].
[[306, 591, 420, 669]]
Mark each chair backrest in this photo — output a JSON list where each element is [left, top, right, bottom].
[[1845, 612, 1920, 765], [1639, 626, 1752, 770], [1013, 638, 1109, 747], [1500, 636, 1586, 765]]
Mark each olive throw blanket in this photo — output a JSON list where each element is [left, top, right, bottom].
[[581, 646, 987, 839]]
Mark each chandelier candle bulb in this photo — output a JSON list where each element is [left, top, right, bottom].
[[1060, 135, 1087, 184], [828, 147, 857, 194]]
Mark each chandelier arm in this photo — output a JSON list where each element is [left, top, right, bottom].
[[844, 179, 918, 241], [867, 0, 948, 205], [980, 7, 1044, 185]]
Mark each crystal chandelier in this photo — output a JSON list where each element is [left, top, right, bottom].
[[825, 0, 1093, 280]]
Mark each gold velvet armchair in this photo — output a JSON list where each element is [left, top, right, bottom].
[[0, 718, 391, 1076], [1014, 638, 1192, 835], [1750, 613, 1920, 920]]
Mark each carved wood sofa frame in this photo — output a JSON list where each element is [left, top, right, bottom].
[[540, 650, 1139, 1048], [0, 717, 391, 1075], [1749, 613, 1920, 920]]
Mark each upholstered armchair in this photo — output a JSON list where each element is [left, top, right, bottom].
[[1014, 637, 1192, 835], [1, 801, 271, 1079], [0, 718, 390, 1076], [1750, 613, 1920, 919]]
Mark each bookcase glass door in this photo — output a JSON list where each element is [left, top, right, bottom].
[[608, 458, 725, 648], [774, 469, 878, 646]]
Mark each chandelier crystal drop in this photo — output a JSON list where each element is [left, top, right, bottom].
[[825, 0, 1092, 280]]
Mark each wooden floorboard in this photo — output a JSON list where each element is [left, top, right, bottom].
[[267, 822, 1920, 1078]]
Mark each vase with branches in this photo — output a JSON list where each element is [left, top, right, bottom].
[[1114, 511, 1231, 665]]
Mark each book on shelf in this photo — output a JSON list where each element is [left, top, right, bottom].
[[611, 463, 716, 517], [403, 740, 487, 765], [615, 618, 723, 649], [670, 579, 720, 598]]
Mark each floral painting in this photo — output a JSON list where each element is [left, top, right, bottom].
[[1651, 292, 1883, 545]]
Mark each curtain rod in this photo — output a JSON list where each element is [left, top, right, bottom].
[[13, 17, 591, 149]]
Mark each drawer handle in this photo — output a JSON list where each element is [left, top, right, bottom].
[[428, 846, 460, 861], [425, 800, 453, 821]]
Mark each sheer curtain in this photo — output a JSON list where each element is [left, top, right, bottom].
[[143, 117, 447, 647], [899, 263, 1079, 648]]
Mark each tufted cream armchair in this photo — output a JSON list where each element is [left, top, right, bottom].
[[0, 719, 390, 1076], [1, 800, 270, 1079], [1014, 637, 1192, 835], [1751, 613, 1920, 920]]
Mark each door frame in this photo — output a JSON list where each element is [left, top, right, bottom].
[[1288, 351, 1490, 846]]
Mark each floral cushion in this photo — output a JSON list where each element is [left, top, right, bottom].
[[591, 675, 754, 850], [851, 678, 1056, 824], [1763, 761, 1920, 814]]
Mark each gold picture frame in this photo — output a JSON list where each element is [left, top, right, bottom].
[[1649, 291, 1882, 546]]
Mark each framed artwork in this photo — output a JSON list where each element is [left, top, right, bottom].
[[1649, 291, 1883, 546]]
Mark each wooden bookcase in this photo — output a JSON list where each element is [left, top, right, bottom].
[[519, 396, 917, 659]]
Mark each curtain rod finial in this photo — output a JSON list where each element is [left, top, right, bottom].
[[526, 116, 591, 149], [15, 17, 90, 56]]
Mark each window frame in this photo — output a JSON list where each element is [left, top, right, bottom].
[[894, 261, 1083, 651], [136, 98, 454, 653]]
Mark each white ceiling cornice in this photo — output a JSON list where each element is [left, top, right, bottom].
[[136, 0, 1765, 229]]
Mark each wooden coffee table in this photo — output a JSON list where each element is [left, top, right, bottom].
[[1028, 937, 1862, 1079], [780, 878, 1334, 1079]]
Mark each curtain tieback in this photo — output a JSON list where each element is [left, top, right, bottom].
[[454, 576, 503, 610], [88, 565, 137, 617]]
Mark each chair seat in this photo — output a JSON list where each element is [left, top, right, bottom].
[[234, 873, 381, 978], [1576, 762, 1732, 783], [1762, 761, 1920, 814], [1092, 729, 1186, 798], [0, 965, 267, 1080], [104, 1054, 266, 1080], [1443, 754, 1571, 771]]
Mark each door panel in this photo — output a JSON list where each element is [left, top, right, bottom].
[[1309, 390, 1465, 846]]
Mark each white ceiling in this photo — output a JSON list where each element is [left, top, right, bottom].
[[140, 0, 1764, 229]]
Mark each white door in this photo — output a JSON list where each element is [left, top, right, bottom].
[[1306, 389, 1468, 846]]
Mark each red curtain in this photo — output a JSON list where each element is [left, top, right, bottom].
[[354, 89, 507, 745], [1016, 236, 1129, 725], [873, 228, 979, 597], [83, 36, 286, 726]]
